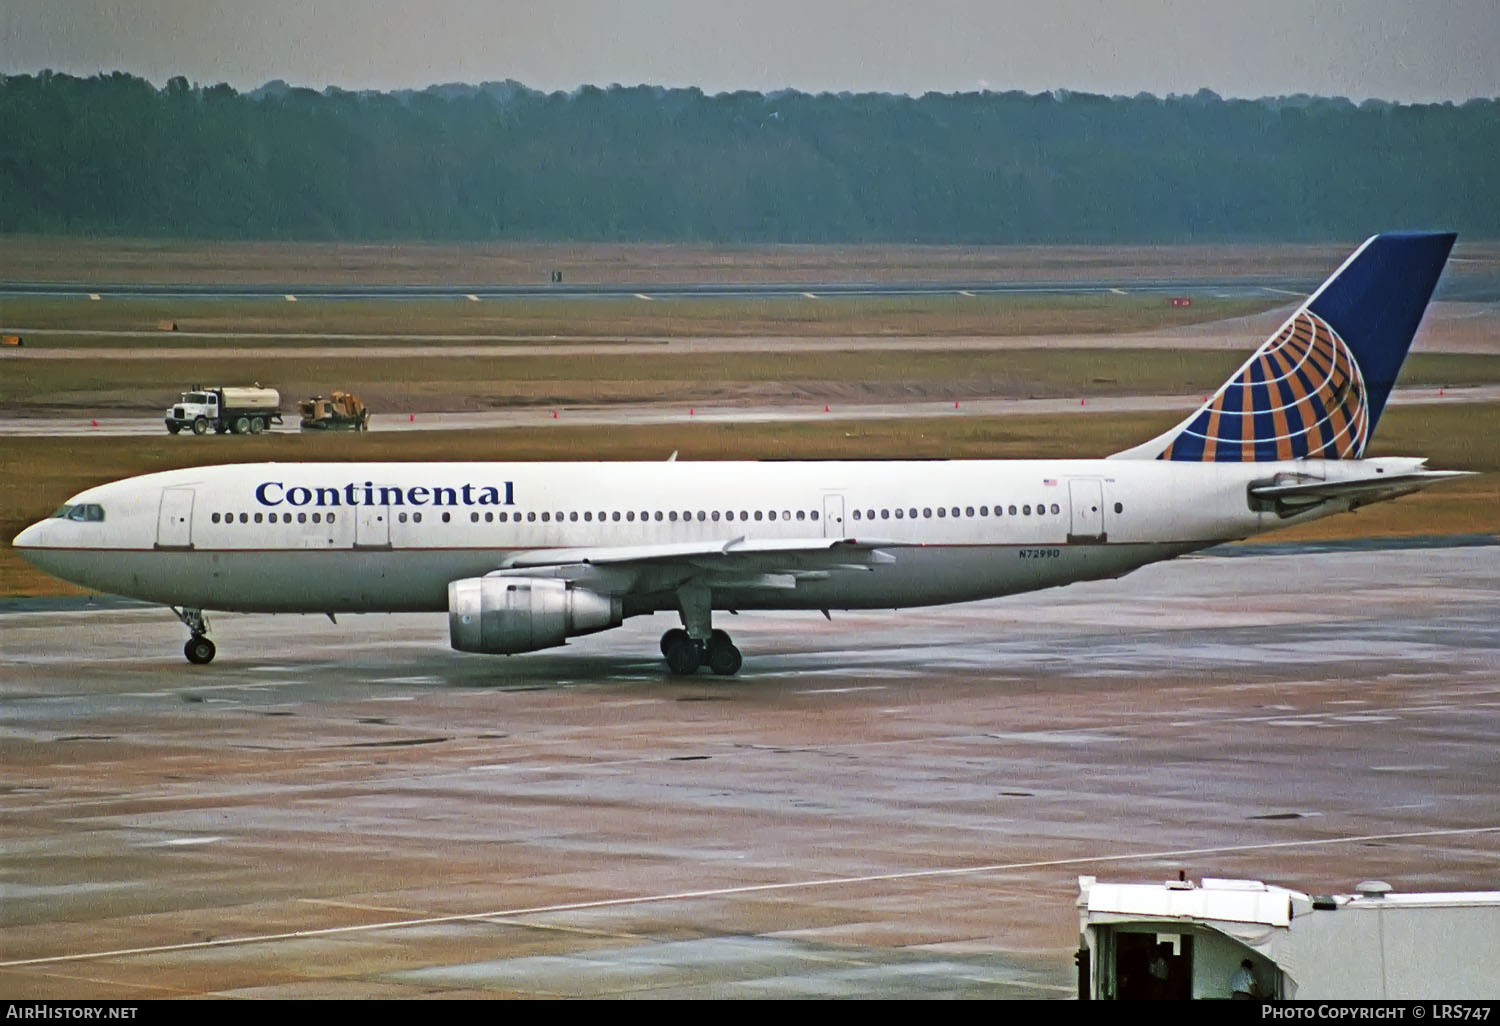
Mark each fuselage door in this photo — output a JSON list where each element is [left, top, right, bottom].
[[156, 487, 195, 549], [355, 497, 391, 549], [822, 494, 846, 538], [1067, 478, 1107, 544]]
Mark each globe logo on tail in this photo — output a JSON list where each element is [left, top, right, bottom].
[[1158, 310, 1369, 462]]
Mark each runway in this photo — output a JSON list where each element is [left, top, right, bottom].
[[0, 278, 1308, 301], [2, 273, 1497, 303], [3, 543, 1497, 997]]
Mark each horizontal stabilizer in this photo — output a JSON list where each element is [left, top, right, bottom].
[[1248, 468, 1471, 517]]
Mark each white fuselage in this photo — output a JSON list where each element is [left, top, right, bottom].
[[13, 457, 1387, 617]]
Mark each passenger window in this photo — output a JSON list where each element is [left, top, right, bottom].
[[1115, 502, 1123, 514], [979, 506, 988, 516], [853, 510, 862, 520], [471, 512, 480, 523], [796, 511, 805, 521], [754, 511, 763, 521], [441, 512, 451, 523], [923, 508, 932, 518], [612, 512, 621, 522], [254, 512, 263, 523], [908, 508, 917, 518], [327, 513, 335, 523], [1050, 503, 1060, 515], [711, 511, 720, 522], [1008, 505, 1017, 516], [569, 512, 578, 522], [1022, 505, 1031, 515], [527, 512, 536, 522], [212, 513, 221, 524], [584, 512, 592, 522], [413, 512, 422, 523], [811, 511, 818, 520], [312, 512, 322, 524], [541, 512, 550, 522], [881, 509, 889, 519], [768, 511, 776, 521], [894, 509, 903, 519], [627, 511, 636, 521], [937, 507, 946, 518], [489, 512, 497, 522], [669, 511, 678, 522], [952, 507, 960, 517], [398, 513, 407, 523], [965, 506, 974, 517]]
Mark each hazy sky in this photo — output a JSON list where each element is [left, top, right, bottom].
[[3, 0, 1497, 101]]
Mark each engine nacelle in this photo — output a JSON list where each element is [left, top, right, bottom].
[[448, 576, 622, 654]]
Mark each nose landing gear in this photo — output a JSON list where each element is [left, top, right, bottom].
[[171, 606, 216, 665]]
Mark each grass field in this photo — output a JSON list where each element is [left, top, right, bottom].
[[8, 346, 1499, 416]]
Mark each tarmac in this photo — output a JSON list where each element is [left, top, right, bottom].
[[3, 542, 1498, 998]]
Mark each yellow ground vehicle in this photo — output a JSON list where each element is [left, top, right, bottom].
[[298, 392, 370, 431]]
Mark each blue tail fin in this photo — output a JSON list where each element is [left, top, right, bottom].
[[1112, 232, 1456, 462]]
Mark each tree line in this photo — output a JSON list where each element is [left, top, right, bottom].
[[2, 71, 1495, 242]]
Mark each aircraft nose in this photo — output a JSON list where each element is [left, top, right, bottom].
[[12, 519, 48, 552]]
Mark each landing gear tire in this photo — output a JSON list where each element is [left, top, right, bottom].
[[184, 636, 216, 665], [191, 418, 209, 436], [661, 628, 690, 658], [706, 636, 742, 676], [664, 634, 702, 675]]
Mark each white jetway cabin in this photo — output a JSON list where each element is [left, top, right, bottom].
[[1076, 876, 1500, 1000]]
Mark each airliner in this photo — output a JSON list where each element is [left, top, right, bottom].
[[13, 233, 1468, 675]]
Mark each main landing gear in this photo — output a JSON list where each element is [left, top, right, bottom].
[[661, 582, 742, 676], [171, 606, 216, 665], [659, 628, 742, 676]]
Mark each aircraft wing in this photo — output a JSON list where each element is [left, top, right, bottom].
[[1249, 469, 1472, 517], [489, 536, 900, 594]]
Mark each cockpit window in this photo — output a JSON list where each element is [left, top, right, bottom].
[[53, 503, 104, 522]]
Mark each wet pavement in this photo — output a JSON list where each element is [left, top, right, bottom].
[[2, 544, 1498, 997]]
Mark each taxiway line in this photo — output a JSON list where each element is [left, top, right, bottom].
[[5, 824, 1496, 969]]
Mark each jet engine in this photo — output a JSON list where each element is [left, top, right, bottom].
[[448, 576, 622, 654]]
